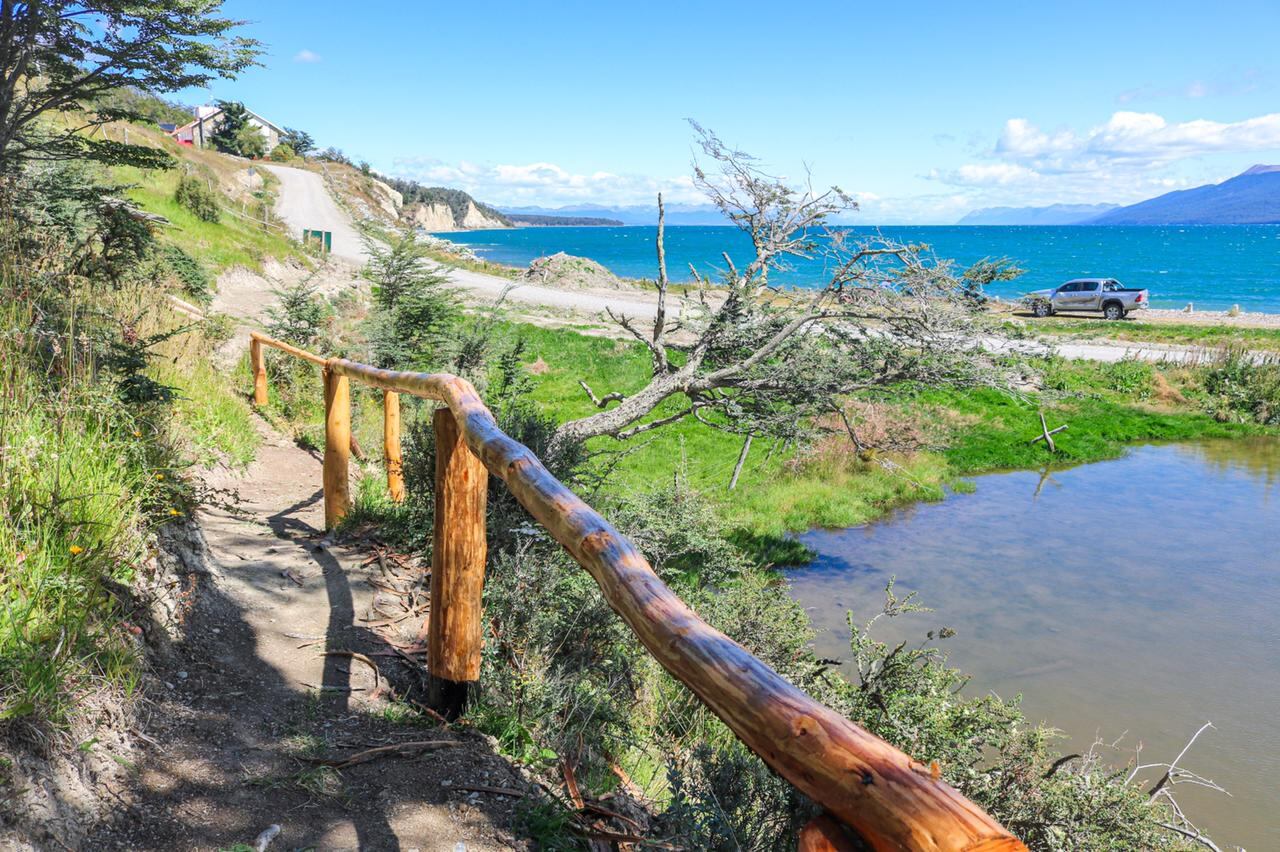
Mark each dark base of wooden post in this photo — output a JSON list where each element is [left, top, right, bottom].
[[427, 675, 473, 721], [798, 815, 860, 852]]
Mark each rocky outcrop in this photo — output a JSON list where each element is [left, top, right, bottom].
[[404, 200, 507, 232], [522, 252, 631, 290], [369, 178, 403, 220], [459, 201, 506, 229], [405, 202, 458, 231]]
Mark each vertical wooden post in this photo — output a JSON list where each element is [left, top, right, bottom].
[[427, 407, 489, 719], [323, 366, 351, 530], [250, 337, 268, 406], [383, 391, 405, 503]]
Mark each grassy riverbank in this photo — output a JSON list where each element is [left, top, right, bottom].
[[498, 323, 1268, 543], [257, 308, 1275, 545]]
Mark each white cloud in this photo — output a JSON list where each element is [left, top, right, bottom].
[[930, 162, 1040, 187], [293, 49, 322, 63], [1085, 111, 1280, 162], [994, 119, 1075, 161], [389, 157, 706, 207], [923, 108, 1280, 218], [981, 111, 1280, 173]]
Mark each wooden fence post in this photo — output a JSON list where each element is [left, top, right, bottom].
[[323, 366, 351, 529], [384, 391, 405, 503], [250, 336, 268, 406], [427, 407, 489, 719]]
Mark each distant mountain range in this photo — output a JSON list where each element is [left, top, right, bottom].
[[957, 165, 1280, 226], [497, 203, 727, 226], [1088, 164, 1280, 225], [956, 203, 1118, 226]]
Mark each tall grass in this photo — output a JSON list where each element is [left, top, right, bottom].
[[0, 283, 258, 731], [0, 300, 166, 727]]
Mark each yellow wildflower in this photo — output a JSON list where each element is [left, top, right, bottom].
[[168, 508, 180, 516], [69, 545, 84, 555], [155, 473, 164, 480]]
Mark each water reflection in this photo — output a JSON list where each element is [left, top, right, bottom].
[[789, 440, 1280, 850]]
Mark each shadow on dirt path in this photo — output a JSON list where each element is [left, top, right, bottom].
[[87, 418, 530, 851]]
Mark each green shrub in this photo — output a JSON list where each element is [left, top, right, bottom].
[[174, 174, 220, 223], [1101, 358, 1155, 398], [234, 123, 266, 159], [265, 279, 329, 347], [161, 243, 213, 304], [269, 142, 294, 162], [1202, 348, 1280, 425]]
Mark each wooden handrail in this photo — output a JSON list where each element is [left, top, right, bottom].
[[246, 332, 1027, 852]]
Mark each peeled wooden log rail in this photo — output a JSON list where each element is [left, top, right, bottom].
[[247, 331, 1026, 852]]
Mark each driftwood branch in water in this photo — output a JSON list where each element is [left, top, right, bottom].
[[1029, 411, 1068, 452]]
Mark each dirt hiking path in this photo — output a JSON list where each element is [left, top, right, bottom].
[[89, 418, 528, 851]]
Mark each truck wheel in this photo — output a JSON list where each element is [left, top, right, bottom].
[[1032, 301, 1052, 318], [1103, 302, 1126, 320]]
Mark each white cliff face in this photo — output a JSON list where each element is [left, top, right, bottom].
[[404, 201, 507, 231], [369, 179, 403, 220], [405, 203, 457, 231], [460, 201, 506, 229]]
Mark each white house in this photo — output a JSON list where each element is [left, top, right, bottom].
[[170, 104, 284, 154]]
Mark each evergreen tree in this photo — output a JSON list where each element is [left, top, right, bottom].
[[208, 101, 250, 155]]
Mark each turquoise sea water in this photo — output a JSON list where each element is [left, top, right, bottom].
[[435, 224, 1280, 312]]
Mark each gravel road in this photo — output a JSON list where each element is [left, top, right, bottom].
[[261, 163, 370, 264]]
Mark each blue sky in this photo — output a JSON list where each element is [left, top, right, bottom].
[[178, 0, 1280, 223]]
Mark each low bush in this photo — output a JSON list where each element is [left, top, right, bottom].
[[269, 142, 294, 162], [1202, 347, 1280, 425], [173, 174, 220, 223], [160, 243, 213, 305]]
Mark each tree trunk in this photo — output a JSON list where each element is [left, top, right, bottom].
[[550, 372, 683, 449]]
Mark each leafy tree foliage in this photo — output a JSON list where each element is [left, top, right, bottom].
[[233, 122, 265, 159], [160, 243, 212, 305], [266, 279, 329, 348], [93, 86, 191, 127], [0, 1, 260, 170], [281, 127, 314, 156]]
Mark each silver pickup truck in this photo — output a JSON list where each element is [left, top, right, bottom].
[[1024, 278, 1149, 320]]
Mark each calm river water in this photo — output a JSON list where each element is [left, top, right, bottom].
[[788, 439, 1279, 850]]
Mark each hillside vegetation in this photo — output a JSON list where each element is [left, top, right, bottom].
[[243, 225, 1280, 847], [4, 35, 1271, 841]]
